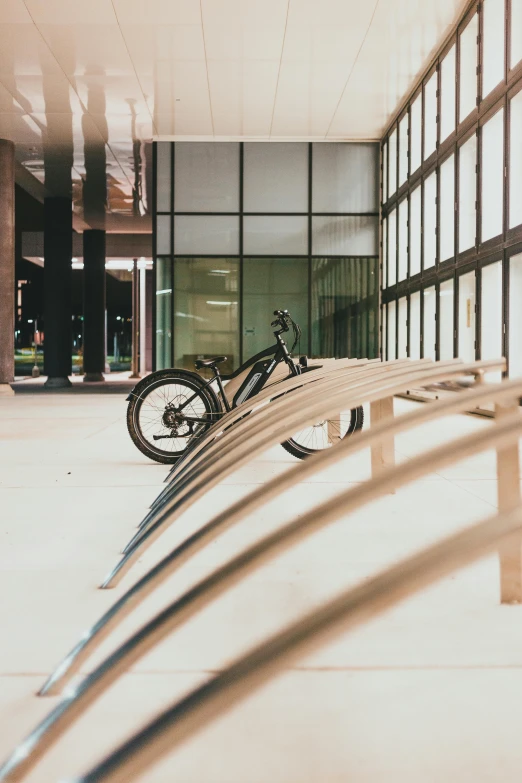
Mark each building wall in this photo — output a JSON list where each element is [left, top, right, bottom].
[[153, 141, 380, 371], [381, 0, 522, 375]]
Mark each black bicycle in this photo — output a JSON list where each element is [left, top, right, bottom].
[[127, 310, 364, 464]]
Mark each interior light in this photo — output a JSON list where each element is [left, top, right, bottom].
[[206, 301, 233, 306], [209, 269, 230, 275]]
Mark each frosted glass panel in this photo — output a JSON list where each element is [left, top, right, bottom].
[[156, 143, 172, 212], [388, 129, 397, 197], [458, 270, 476, 361], [439, 278, 454, 359], [409, 291, 421, 359], [399, 114, 409, 186], [156, 214, 171, 254], [482, 0, 505, 97], [398, 297, 408, 358], [410, 186, 421, 276], [509, 90, 522, 229], [424, 72, 438, 159], [423, 172, 437, 270], [423, 286, 436, 359], [459, 14, 478, 122], [480, 261, 503, 380], [312, 143, 379, 212], [509, 253, 522, 377], [459, 134, 477, 252], [398, 199, 408, 281], [440, 155, 455, 262], [410, 93, 422, 174], [174, 216, 239, 255], [382, 142, 388, 203], [387, 300, 396, 360], [512, 0, 522, 68], [440, 46, 456, 141], [388, 209, 397, 287], [481, 108, 504, 242], [244, 216, 308, 255], [244, 143, 308, 212], [174, 143, 239, 212], [312, 216, 378, 256]]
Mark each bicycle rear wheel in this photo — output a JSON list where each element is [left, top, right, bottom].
[[280, 406, 364, 460]]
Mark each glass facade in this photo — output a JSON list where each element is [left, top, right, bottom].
[[154, 141, 380, 370], [381, 0, 522, 371]]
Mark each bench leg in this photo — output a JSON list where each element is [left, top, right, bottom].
[[496, 401, 522, 604], [370, 397, 396, 493]]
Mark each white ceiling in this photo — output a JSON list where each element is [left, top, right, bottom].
[[0, 0, 470, 229]]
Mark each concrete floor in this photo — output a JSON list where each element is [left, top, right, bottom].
[[1, 388, 522, 782]]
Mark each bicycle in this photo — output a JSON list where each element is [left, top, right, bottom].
[[126, 310, 364, 464]]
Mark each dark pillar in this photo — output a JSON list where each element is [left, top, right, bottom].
[[0, 140, 15, 396], [43, 197, 72, 387], [82, 230, 106, 382], [130, 258, 140, 379]]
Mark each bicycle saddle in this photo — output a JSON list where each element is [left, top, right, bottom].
[[194, 356, 227, 370]]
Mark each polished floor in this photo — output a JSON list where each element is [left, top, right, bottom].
[[1, 389, 522, 782]]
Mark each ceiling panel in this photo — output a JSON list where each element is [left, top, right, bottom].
[[207, 60, 279, 137], [0, 0, 32, 24], [36, 24, 136, 77], [120, 24, 206, 72], [113, 0, 202, 26], [24, 0, 116, 25]]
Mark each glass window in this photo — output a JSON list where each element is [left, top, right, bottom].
[[243, 259, 309, 358], [244, 216, 308, 255], [410, 93, 422, 174], [382, 216, 387, 286], [173, 257, 239, 373], [312, 216, 378, 256], [388, 129, 397, 197], [399, 113, 409, 186], [423, 286, 436, 359], [481, 108, 504, 242], [409, 291, 421, 359], [439, 278, 454, 359], [156, 143, 172, 212], [156, 214, 171, 254], [398, 296, 408, 358], [458, 134, 477, 253], [440, 45, 456, 141], [480, 260, 503, 380], [423, 172, 437, 270], [459, 14, 478, 122], [244, 143, 308, 212], [155, 257, 172, 370], [387, 300, 396, 360], [424, 72, 438, 159], [482, 0, 505, 98], [312, 143, 379, 213], [312, 258, 379, 360], [174, 215, 239, 255], [398, 198, 408, 281], [509, 90, 522, 229], [512, 0, 522, 69], [440, 154, 455, 262], [410, 185, 422, 276], [388, 208, 397, 287], [458, 270, 476, 361], [509, 252, 522, 377], [382, 142, 388, 203], [174, 143, 240, 212]]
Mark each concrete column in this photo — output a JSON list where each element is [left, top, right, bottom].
[[0, 140, 15, 396], [83, 229, 106, 382], [43, 197, 73, 387]]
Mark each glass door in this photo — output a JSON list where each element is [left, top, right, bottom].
[[509, 252, 522, 377], [423, 286, 436, 359], [480, 259, 503, 380], [439, 278, 454, 359], [458, 270, 476, 361], [398, 297, 408, 358], [409, 291, 421, 360]]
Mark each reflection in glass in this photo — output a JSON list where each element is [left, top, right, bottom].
[[423, 286, 436, 359], [512, 0, 522, 69], [424, 72, 438, 159], [174, 143, 239, 212], [481, 261, 503, 381], [156, 143, 172, 212], [243, 259, 309, 358], [388, 129, 397, 196], [312, 258, 379, 359], [398, 296, 408, 358], [410, 186, 421, 276], [409, 291, 421, 359], [423, 172, 437, 270], [244, 216, 308, 255], [482, 0, 505, 98], [156, 257, 172, 370], [173, 258, 239, 373], [458, 270, 476, 361], [481, 108, 504, 242], [439, 278, 454, 359], [410, 93, 422, 174], [244, 143, 308, 212], [312, 143, 379, 213], [459, 134, 477, 253], [440, 46, 456, 141], [388, 208, 397, 286], [399, 114, 409, 186], [387, 300, 396, 360], [440, 155, 455, 262], [312, 216, 378, 256], [174, 215, 239, 255], [459, 14, 478, 122], [509, 90, 522, 229], [398, 199, 408, 281], [509, 253, 522, 377]]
